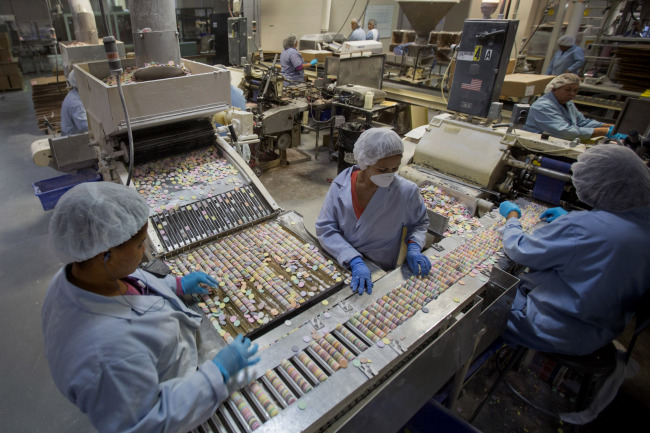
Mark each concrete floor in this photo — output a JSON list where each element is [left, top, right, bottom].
[[1, 77, 648, 433]]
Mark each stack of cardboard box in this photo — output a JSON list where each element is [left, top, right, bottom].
[[0, 32, 22, 91], [30, 76, 68, 133]]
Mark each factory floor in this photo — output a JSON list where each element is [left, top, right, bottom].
[[1, 78, 648, 433]]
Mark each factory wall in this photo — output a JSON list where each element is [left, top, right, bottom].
[[259, 0, 401, 52]]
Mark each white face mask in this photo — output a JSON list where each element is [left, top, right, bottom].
[[370, 172, 396, 187]]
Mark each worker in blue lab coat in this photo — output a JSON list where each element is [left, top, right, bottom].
[[316, 128, 431, 295], [348, 18, 366, 41], [366, 19, 380, 41], [60, 70, 89, 136], [280, 34, 318, 86], [524, 73, 614, 141], [42, 182, 260, 433], [231, 84, 247, 109], [546, 34, 585, 75], [498, 144, 650, 356]]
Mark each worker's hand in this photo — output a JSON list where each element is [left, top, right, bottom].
[[540, 207, 568, 222], [406, 243, 431, 276], [349, 256, 373, 295], [499, 201, 521, 218], [212, 334, 260, 383], [181, 271, 218, 295], [606, 126, 627, 140], [310, 59, 318, 66]]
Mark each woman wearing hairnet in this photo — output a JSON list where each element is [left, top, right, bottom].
[[41, 182, 260, 433], [546, 35, 585, 76], [280, 34, 317, 86], [316, 129, 431, 295], [523, 73, 615, 141], [497, 144, 650, 356]]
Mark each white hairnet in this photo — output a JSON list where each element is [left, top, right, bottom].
[[353, 128, 404, 170], [67, 70, 77, 88], [544, 73, 580, 93], [558, 35, 575, 46], [49, 181, 149, 262], [572, 144, 650, 212], [351, 18, 360, 28]]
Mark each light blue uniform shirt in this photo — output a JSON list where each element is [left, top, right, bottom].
[[366, 29, 379, 41], [501, 206, 650, 356], [316, 166, 429, 270], [280, 47, 305, 86], [348, 28, 366, 41], [42, 267, 228, 433], [230, 84, 247, 110], [523, 92, 603, 141], [60, 89, 88, 136], [546, 45, 585, 75]]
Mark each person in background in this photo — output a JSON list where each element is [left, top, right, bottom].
[[230, 84, 247, 110], [348, 18, 366, 41], [280, 34, 318, 86], [546, 34, 585, 75], [523, 73, 617, 141], [497, 144, 650, 356], [366, 19, 379, 41], [60, 70, 88, 136], [42, 182, 260, 433], [316, 129, 431, 296]]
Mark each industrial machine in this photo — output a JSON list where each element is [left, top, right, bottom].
[[386, 0, 461, 83], [228, 17, 247, 66], [447, 19, 518, 118], [239, 57, 309, 165], [397, 18, 587, 216]]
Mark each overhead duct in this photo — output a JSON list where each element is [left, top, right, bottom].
[[396, 0, 461, 44], [130, 0, 183, 80], [68, 0, 99, 44]]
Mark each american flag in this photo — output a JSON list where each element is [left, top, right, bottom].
[[461, 79, 482, 91]]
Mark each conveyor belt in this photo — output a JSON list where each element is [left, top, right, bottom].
[[186, 199, 546, 433], [151, 185, 274, 253], [165, 219, 350, 342]]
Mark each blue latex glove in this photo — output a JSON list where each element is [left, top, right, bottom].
[[406, 242, 431, 276], [540, 207, 568, 222], [181, 271, 218, 295], [310, 59, 318, 66], [349, 256, 373, 295], [212, 334, 260, 383], [606, 126, 627, 140], [499, 201, 521, 218]]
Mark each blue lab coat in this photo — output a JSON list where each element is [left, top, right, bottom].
[[501, 206, 650, 356], [230, 84, 247, 110], [316, 166, 429, 270], [280, 47, 305, 85], [546, 45, 585, 75], [60, 89, 88, 136], [523, 92, 604, 141], [348, 28, 366, 41], [41, 267, 228, 433]]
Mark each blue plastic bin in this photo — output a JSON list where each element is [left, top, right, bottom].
[[33, 169, 102, 211]]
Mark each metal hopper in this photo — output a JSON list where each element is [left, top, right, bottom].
[[396, 0, 461, 44]]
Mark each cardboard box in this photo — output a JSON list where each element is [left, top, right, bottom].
[[500, 73, 554, 98], [300, 50, 332, 63], [9, 73, 23, 89], [0, 48, 13, 62], [0, 75, 9, 90], [0, 33, 10, 50], [0, 61, 21, 75]]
